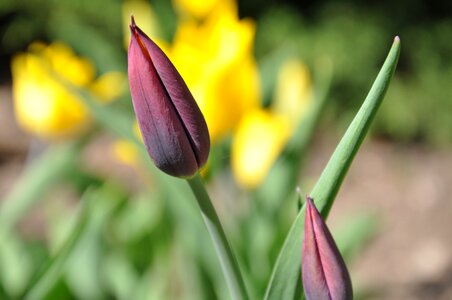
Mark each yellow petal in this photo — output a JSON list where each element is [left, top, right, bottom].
[[111, 121, 143, 167], [273, 59, 313, 126], [232, 109, 291, 189], [112, 140, 140, 167], [173, 0, 220, 19], [10, 42, 102, 140], [202, 55, 261, 141], [90, 72, 126, 102], [170, 1, 261, 142], [44, 42, 95, 86]]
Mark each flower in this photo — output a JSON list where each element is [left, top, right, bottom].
[[231, 59, 313, 188], [172, 0, 221, 19], [302, 196, 353, 300], [121, 0, 260, 159], [11, 42, 124, 139], [128, 17, 210, 178], [169, 0, 261, 142], [273, 59, 313, 127], [232, 109, 290, 188], [112, 122, 143, 167]]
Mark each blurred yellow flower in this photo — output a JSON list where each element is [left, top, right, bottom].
[[273, 59, 313, 127], [90, 72, 127, 101], [232, 59, 313, 188], [120, 0, 312, 188], [173, 0, 220, 19], [120, 0, 260, 148], [112, 122, 143, 167], [232, 109, 291, 188], [113, 140, 140, 166], [12, 42, 125, 140], [169, 0, 261, 142]]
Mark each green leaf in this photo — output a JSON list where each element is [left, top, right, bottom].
[[101, 252, 140, 300], [21, 183, 124, 300], [0, 231, 33, 298], [65, 184, 125, 300], [264, 37, 400, 300], [21, 189, 91, 300], [256, 58, 333, 212], [0, 142, 80, 235]]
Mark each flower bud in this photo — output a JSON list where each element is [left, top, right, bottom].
[[128, 16, 210, 177], [302, 196, 353, 300]]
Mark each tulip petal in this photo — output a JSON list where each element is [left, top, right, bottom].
[[130, 17, 209, 166], [128, 17, 210, 177], [302, 196, 353, 300]]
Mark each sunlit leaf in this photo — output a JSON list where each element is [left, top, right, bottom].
[[265, 37, 400, 300]]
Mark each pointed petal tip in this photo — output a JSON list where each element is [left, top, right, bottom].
[[127, 13, 210, 178], [129, 15, 138, 33], [302, 194, 353, 300]]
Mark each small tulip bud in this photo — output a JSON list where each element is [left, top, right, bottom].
[[302, 196, 353, 300], [128, 16, 210, 177]]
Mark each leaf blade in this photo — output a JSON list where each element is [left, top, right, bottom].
[[0, 142, 80, 234], [264, 37, 400, 300]]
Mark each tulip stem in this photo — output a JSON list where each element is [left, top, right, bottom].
[[187, 173, 249, 300]]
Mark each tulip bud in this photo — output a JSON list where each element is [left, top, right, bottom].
[[128, 16, 210, 177], [302, 196, 353, 300]]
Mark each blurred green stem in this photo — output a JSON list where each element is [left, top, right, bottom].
[[21, 193, 90, 300], [187, 173, 249, 300]]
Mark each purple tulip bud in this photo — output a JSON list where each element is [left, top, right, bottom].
[[302, 196, 353, 300], [128, 16, 210, 177]]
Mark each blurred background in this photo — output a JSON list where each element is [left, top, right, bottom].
[[0, 0, 451, 299]]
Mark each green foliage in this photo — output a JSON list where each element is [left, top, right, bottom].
[[264, 37, 400, 300], [0, 0, 413, 299], [255, 4, 452, 145]]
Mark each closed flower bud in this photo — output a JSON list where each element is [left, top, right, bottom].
[[302, 196, 353, 300], [128, 16, 210, 177]]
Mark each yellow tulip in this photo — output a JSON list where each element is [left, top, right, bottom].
[[232, 59, 313, 188], [112, 139, 141, 167], [120, 0, 261, 146], [11, 42, 125, 140], [173, 0, 220, 19], [273, 59, 313, 127], [118, 0, 313, 187], [232, 109, 291, 188], [112, 121, 143, 167], [169, 0, 261, 142]]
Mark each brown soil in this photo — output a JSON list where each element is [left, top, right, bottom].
[[306, 135, 452, 299]]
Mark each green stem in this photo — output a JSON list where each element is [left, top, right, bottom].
[[187, 173, 249, 300]]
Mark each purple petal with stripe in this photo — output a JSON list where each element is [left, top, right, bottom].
[[302, 196, 353, 300], [128, 17, 210, 177]]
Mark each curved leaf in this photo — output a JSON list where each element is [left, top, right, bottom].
[[265, 37, 400, 300]]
